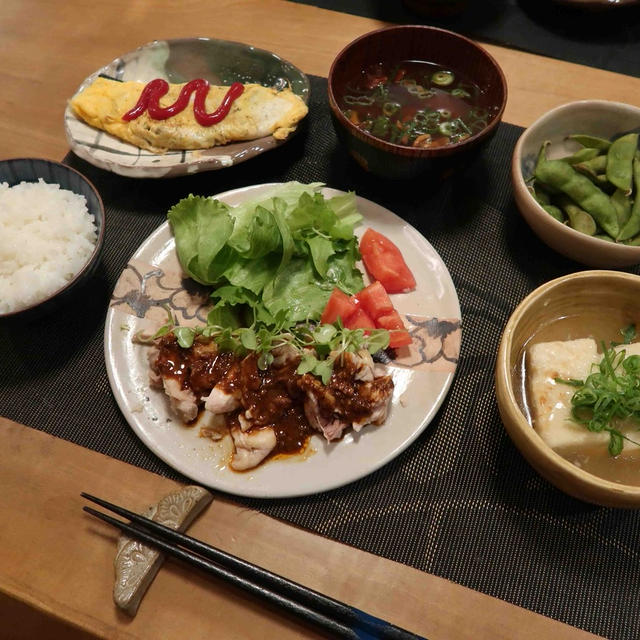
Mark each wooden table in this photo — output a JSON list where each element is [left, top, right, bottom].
[[2, 1, 637, 638]]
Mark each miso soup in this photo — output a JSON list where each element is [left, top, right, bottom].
[[338, 60, 497, 148]]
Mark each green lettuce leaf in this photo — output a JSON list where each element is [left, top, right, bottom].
[[305, 235, 335, 278], [232, 205, 282, 259], [168, 195, 234, 285], [223, 253, 280, 295], [262, 258, 333, 324], [227, 182, 324, 253], [210, 285, 275, 326], [324, 237, 364, 294], [270, 197, 294, 273]]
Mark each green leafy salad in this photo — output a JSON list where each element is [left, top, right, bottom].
[[160, 182, 390, 382], [168, 182, 364, 327]]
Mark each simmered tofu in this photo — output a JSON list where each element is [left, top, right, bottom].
[[528, 338, 640, 458]]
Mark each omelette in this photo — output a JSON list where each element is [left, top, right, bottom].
[[69, 77, 308, 153]]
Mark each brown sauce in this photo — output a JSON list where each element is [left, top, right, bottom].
[[154, 335, 237, 396], [153, 337, 393, 465], [238, 353, 313, 455]]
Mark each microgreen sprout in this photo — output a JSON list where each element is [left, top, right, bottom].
[[136, 309, 390, 385]]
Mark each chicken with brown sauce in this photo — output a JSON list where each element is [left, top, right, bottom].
[[147, 334, 394, 471]]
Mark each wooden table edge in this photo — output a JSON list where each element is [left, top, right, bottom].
[[0, 418, 602, 639]]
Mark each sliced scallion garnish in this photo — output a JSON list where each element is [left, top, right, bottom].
[[557, 332, 640, 457]]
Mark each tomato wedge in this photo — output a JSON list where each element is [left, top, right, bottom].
[[359, 228, 416, 294], [344, 307, 377, 331], [376, 310, 406, 331], [377, 310, 412, 348], [320, 273, 414, 350], [387, 330, 413, 348], [320, 288, 358, 324], [354, 281, 394, 320]]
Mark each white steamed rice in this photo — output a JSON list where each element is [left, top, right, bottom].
[[0, 179, 98, 314]]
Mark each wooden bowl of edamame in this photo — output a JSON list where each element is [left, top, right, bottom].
[[512, 100, 640, 267]]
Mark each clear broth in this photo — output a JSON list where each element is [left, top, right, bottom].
[[338, 60, 495, 148], [516, 310, 640, 486]]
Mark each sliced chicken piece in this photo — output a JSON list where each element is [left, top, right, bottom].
[[230, 426, 277, 471], [271, 343, 299, 368], [373, 363, 388, 378], [147, 344, 163, 388], [352, 402, 390, 431], [353, 349, 376, 382], [238, 412, 253, 432], [162, 377, 198, 423], [297, 351, 394, 440], [351, 377, 393, 430], [303, 391, 349, 441], [329, 350, 376, 382], [198, 410, 228, 441], [191, 339, 219, 358], [204, 385, 241, 414]]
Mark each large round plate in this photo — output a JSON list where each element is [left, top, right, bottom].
[[65, 38, 310, 178], [105, 185, 461, 498]]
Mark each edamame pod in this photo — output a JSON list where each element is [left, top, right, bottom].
[[606, 133, 638, 194], [574, 165, 611, 191], [528, 183, 553, 206], [594, 234, 615, 243], [611, 188, 632, 229], [574, 155, 607, 176], [592, 173, 614, 192], [536, 188, 551, 205], [562, 147, 600, 165], [543, 204, 564, 222], [535, 141, 550, 173], [617, 158, 640, 241], [535, 159, 619, 238], [562, 202, 597, 235], [567, 134, 611, 151]]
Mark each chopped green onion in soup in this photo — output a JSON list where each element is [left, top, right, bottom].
[[338, 59, 493, 148]]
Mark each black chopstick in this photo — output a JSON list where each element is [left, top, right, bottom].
[[82, 492, 425, 640]]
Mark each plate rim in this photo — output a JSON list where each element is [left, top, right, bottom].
[[104, 183, 461, 498]]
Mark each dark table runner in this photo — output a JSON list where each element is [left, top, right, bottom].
[[2, 75, 640, 640], [290, 0, 640, 78]]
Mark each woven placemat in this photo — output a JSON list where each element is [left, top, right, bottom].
[[2, 75, 639, 639], [289, 0, 640, 79]]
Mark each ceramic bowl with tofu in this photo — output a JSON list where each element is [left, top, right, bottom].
[[511, 100, 640, 268], [495, 270, 640, 508]]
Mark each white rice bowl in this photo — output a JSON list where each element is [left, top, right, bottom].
[[0, 179, 98, 314]]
